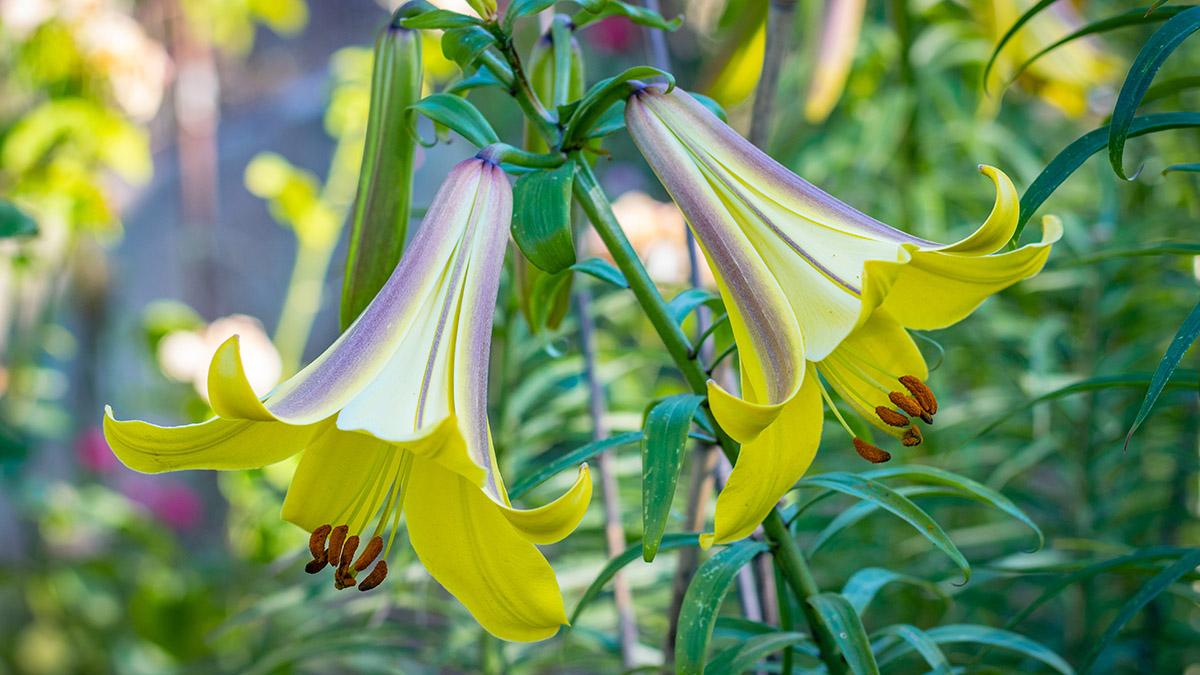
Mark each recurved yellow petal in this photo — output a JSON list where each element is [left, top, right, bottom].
[[103, 406, 319, 473], [702, 370, 822, 548], [862, 215, 1062, 331], [281, 426, 406, 533], [707, 378, 789, 444], [405, 457, 569, 642], [496, 464, 592, 545], [207, 335, 276, 421], [933, 166, 1020, 256]]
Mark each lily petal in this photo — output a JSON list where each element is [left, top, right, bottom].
[[103, 406, 320, 473], [702, 370, 822, 547], [930, 165, 1021, 256], [208, 335, 276, 421], [281, 426, 407, 534], [406, 456, 569, 642], [628, 89, 807, 441], [496, 464, 592, 545], [862, 215, 1063, 331]]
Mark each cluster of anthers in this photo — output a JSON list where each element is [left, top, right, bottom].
[[853, 375, 938, 464], [304, 524, 389, 591]]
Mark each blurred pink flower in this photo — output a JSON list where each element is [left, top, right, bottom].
[[116, 474, 204, 532], [76, 426, 119, 473], [585, 16, 638, 54]]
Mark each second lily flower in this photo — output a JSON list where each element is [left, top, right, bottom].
[[626, 85, 1061, 546]]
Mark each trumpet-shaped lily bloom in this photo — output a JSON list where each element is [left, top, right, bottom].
[[626, 86, 1061, 546], [104, 157, 593, 642]]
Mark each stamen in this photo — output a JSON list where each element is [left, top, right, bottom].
[[902, 426, 923, 447], [305, 556, 328, 574], [354, 536, 384, 572], [334, 569, 354, 590], [899, 375, 937, 415], [874, 406, 910, 428], [889, 392, 932, 424], [816, 375, 858, 439], [358, 561, 389, 591], [327, 525, 349, 566], [308, 524, 331, 560], [853, 438, 891, 463], [339, 535, 360, 574]]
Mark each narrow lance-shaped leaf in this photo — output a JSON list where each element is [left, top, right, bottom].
[[1109, 6, 1200, 179], [983, 0, 1063, 90], [1124, 300, 1200, 450], [872, 624, 951, 672], [341, 9, 422, 329], [807, 592, 881, 675], [1083, 550, 1200, 672], [705, 632, 812, 674], [571, 533, 700, 623], [1003, 5, 1189, 92], [510, 431, 642, 499], [918, 625, 1073, 674], [1015, 112, 1200, 241], [675, 540, 768, 674], [572, 257, 629, 288], [409, 94, 500, 149], [641, 394, 705, 561], [840, 567, 949, 616], [798, 472, 971, 582]]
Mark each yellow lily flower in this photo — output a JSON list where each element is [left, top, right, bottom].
[[104, 157, 593, 642], [626, 86, 1061, 546], [805, 0, 867, 124]]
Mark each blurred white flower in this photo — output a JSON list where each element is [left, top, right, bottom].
[[588, 190, 715, 287], [157, 314, 282, 402]]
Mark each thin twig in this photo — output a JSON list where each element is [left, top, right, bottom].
[[576, 286, 640, 668]]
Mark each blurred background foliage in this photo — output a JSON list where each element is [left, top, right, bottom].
[[0, 0, 1197, 673]]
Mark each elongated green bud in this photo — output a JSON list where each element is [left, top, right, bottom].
[[340, 9, 422, 330], [519, 15, 585, 331], [525, 15, 584, 153]]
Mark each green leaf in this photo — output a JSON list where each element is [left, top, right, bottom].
[[706, 631, 812, 674], [1006, 547, 1197, 629], [976, 370, 1200, 437], [1002, 5, 1188, 91], [1015, 112, 1200, 240], [872, 624, 951, 672], [1124, 300, 1200, 450], [573, 0, 683, 31], [1109, 6, 1200, 179], [1164, 161, 1200, 173], [799, 473, 970, 581], [341, 19, 422, 329], [400, 9, 484, 29], [641, 394, 705, 561], [509, 431, 642, 499], [809, 486, 952, 555], [806, 593, 880, 675], [571, 257, 629, 288], [667, 288, 722, 325], [0, 200, 37, 238], [675, 540, 768, 674], [920, 625, 1073, 674], [864, 465, 1043, 549], [503, 0, 558, 29], [445, 68, 505, 95], [409, 93, 500, 149], [440, 25, 496, 72], [840, 567, 950, 617], [1081, 549, 1200, 673], [511, 162, 576, 274], [982, 0, 1062, 90], [1143, 75, 1200, 105], [562, 66, 675, 148], [571, 533, 700, 624]]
